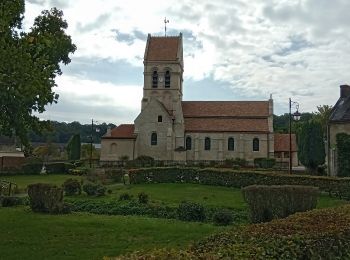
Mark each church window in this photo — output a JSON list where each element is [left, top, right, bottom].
[[151, 132, 157, 145], [165, 70, 170, 88], [204, 137, 211, 150], [158, 115, 162, 122], [228, 137, 234, 151], [152, 71, 158, 88], [253, 138, 259, 151], [186, 136, 192, 150]]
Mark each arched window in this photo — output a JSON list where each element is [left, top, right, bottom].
[[152, 71, 158, 88], [253, 138, 259, 151], [158, 115, 162, 122], [185, 136, 192, 150], [228, 137, 234, 151], [165, 70, 170, 88], [204, 137, 211, 150], [151, 132, 157, 145], [110, 143, 117, 154]]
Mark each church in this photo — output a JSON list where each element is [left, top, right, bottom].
[[100, 33, 296, 164]]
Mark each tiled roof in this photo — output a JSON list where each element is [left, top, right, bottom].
[[329, 97, 350, 122], [274, 133, 297, 152], [182, 101, 270, 117], [145, 36, 180, 61], [184, 118, 269, 133], [103, 124, 136, 139]]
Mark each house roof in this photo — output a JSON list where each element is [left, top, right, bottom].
[[102, 124, 136, 139], [274, 133, 297, 152], [182, 101, 270, 117], [329, 96, 350, 122], [144, 36, 180, 61], [184, 118, 269, 133]]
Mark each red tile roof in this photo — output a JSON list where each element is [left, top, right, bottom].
[[185, 118, 269, 133], [103, 124, 136, 139], [145, 36, 180, 61], [182, 101, 270, 117], [274, 133, 297, 152]]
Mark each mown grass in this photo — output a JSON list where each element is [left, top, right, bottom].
[[0, 207, 223, 260]]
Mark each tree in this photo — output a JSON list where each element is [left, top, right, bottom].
[[66, 134, 81, 161], [0, 1, 76, 147], [298, 120, 325, 173], [313, 105, 333, 137]]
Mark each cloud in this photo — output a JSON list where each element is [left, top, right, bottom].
[[76, 13, 111, 33]]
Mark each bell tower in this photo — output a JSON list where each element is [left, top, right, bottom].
[[142, 33, 184, 114]]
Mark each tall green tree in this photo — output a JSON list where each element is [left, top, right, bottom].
[[67, 134, 80, 161], [313, 105, 333, 137], [0, 1, 76, 147], [298, 120, 325, 173]]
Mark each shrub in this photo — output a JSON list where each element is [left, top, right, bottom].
[[254, 158, 276, 168], [212, 209, 234, 226], [138, 192, 149, 204], [68, 166, 89, 175], [119, 192, 133, 201], [128, 167, 350, 200], [62, 179, 81, 196], [118, 205, 350, 259], [27, 183, 67, 214], [177, 201, 206, 222], [242, 185, 319, 223], [82, 183, 106, 196], [336, 133, 350, 177], [21, 163, 43, 174], [0, 196, 25, 207], [67, 134, 81, 161], [105, 168, 126, 182], [46, 162, 74, 174]]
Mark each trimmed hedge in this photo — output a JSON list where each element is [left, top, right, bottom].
[[128, 167, 350, 200], [27, 183, 69, 214], [45, 162, 74, 174], [242, 185, 319, 223], [254, 158, 276, 168], [118, 205, 350, 259], [337, 133, 350, 177]]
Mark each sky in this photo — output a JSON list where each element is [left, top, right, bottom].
[[24, 0, 350, 124]]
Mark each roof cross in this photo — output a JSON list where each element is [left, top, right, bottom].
[[164, 17, 169, 37]]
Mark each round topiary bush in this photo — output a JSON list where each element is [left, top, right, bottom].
[[213, 209, 234, 226], [63, 178, 81, 196], [138, 192, 149, 204], [177, 201, 206, 222]]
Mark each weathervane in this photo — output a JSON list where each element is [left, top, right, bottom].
[[164, 17, 169, 37]]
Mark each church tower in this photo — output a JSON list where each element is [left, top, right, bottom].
[[142, 33, 184, 112], [134, 33, 186, 160]]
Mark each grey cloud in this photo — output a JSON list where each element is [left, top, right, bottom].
[[76, 13, 110, 33], [290, 90, 315, 97], [27, 0, 45, 5], [276, 35, 313, 57], [61, 57, 143, 85], [112, 29, 147, 45], [49, 0, 69, 9]]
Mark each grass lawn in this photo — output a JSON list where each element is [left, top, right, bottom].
[[0, 207, 223, 260], [1, 174, 82, 190]]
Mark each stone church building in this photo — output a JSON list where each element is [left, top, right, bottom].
[[101, 33, 293, 164]]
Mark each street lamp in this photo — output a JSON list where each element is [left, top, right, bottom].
[[90, 119, 100, 168], [289, 98, 301, 174]]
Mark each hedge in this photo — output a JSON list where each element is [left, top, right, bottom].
[[128, 167, 350, 200], [337, 133, 350, 177], [118, 205, 350, 259], [242, 185, 319, 223]]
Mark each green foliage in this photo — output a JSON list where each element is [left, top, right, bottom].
[[242, 185, 319, 223], [80, 143, 99, 159], [82, 182, 106, 196], [27, 183, 68, 213], [126, 155, 155, 168], [128, 167, 350, 200], [314, 104, 333, 136], [21, 162, 43, 174], [298, 120, 325, 172], [119, 192, 133, 201], [0, 196, 26, 207], [177, 201, 206, 222], [104, 168, 126, 182], [254, 158, 276, 168], [336, 133, 350, 177], [212, 209, 233, 226], [66, 134, 81, 161], [121, 205, 350, 259], [0, 2, 76, 146], [68, 166, 90, 175], [138, 192, 149, 204], [62, 178, 81, 196], [45, 162, 74, 174]]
